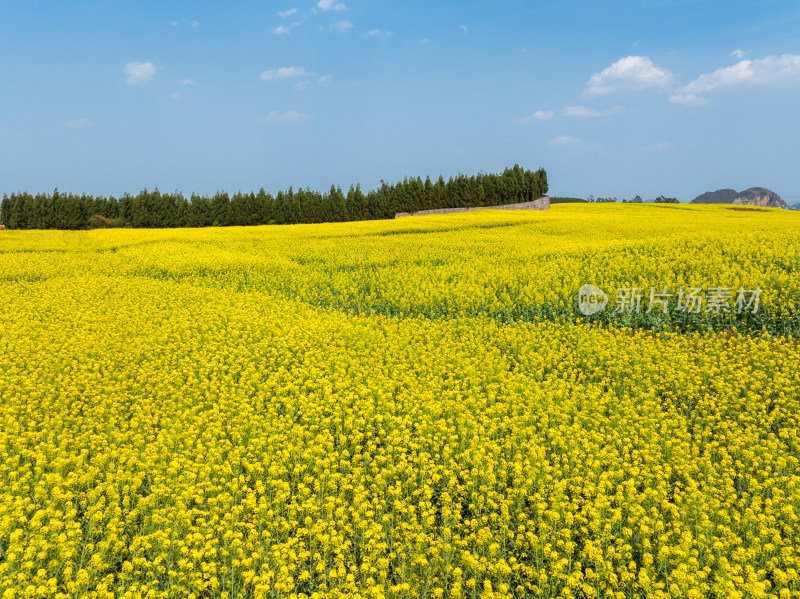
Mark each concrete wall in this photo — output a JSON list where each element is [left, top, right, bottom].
[[395, 196, 550, 218]]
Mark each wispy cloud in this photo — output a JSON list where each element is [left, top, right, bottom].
[[176, 78, 194, 86], [64, 118, 91, 129], [551, 135, 604, 152], [259, 66, 311, 81], [273, 22, 300, 35], [643, 142, 674, 152], [169, 91, 182, 100], [421, 37, 430, 44], [364, 29, 392, 38], [519, 110, 554, 123], [278, 8, 298, 17], [317, 0, 346, 11], [518, 105, 623, 123], [459, 24, 468, 34], [125, 61, 157, 85], [585, 56, 673, 96], [329, 20, 353, 33], [667, 93, 709, 106], [0, 126, 25, 139], [318, 75, 332, 85], [561, 105, 625, 118], [170, 19, 199, 28], [264, 110, 309, 123], [730, 49, 744, 59], [673, 54, 800, 103]]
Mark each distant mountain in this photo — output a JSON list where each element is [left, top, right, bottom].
[[732, 187, 788, 209], [691, 187, 787, 209], [690, 188, 739, 204]]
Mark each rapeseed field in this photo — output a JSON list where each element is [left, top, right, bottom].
[[1, 204, 799, 599]]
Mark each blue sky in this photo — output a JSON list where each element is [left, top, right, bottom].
[[1, 1, 799, 203]]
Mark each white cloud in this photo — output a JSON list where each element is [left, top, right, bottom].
[[585, 56, 673, 96], [125, 61, 157, 85], [170, 20, 178, 27], [643, 142, 673, 152], [518, 106, 623, 123], [177, 78, 194, 86], [64, 118, 91, 129], [519, 110, 554, 122], [273, 22, 300, 35], [169, 91, 182, 100], [459, 24, 468, 34], [730, 49, 744, 59], [561, 105, 625, 118], [278, 8, 298, 17], [551, 135, 579, 147], [317, 0, 346, 11], [551, 135, 604, 152], [365, 29, 392, 38], [329, 20, 353, 32], [561, 106, 598, 117], [0, 126, 25, 139], [190, 20, 199, 27], [318, 75, 332, 85], [259, 66, 311, 80], [264, 110, 308, 123], [667, 93, 709, 106], [676, 54, 800, 97]]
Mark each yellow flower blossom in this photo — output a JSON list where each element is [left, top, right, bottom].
[[1, 206, 799, 597]]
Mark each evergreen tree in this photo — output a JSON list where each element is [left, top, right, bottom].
[[0, 194, 9, 227], [211, 192, 230, 226], [273, 191, 286, 225], [0, 164, 548, 228], [188, 193, 209, 227], [255, 188, 272, 224]]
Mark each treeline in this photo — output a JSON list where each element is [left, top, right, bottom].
[[583, 195, 679, 203], [549, 197, 586, 204], [0, 165, 547, 230]]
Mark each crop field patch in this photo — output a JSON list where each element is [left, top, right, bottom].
[[1, 204, 799, 599]]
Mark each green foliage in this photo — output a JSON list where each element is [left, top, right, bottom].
[[0, 165, 547, 229], [549, 197, 586, 204], [87, 214, 126, 229]]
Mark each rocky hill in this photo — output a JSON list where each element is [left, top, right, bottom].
[[691, 187, 787, 208], [732, 187, 788, 209], [690, 189, 739, 204]]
